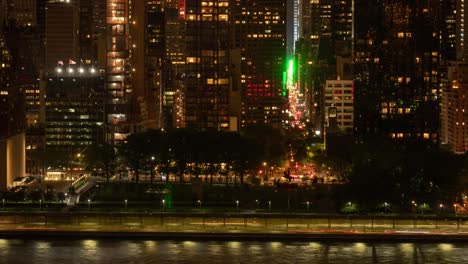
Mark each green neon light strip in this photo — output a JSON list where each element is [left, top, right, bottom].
[[282, 71, 287, 96]]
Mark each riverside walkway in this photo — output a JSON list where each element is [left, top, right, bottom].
[[2, 212, 468, 241]]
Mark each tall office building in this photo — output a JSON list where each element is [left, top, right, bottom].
[[233, 0, 287, 128], [287, 0, 301, 56], [44, 65, 105, 164], [45, 0, 79, 70]]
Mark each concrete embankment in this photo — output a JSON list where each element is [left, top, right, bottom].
[[1, 229, 468, 242]]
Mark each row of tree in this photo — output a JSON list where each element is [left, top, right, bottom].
[[83, 126, 289, 184], [334, 137, 468, 208]]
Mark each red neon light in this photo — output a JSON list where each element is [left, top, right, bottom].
[[178, 0, 186, 19]]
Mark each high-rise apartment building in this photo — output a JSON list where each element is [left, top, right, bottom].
[[0, 33, 12, 138], [353, 0, 441, 141], [79, 0, 107, 64], [181, 0, 231, 130], [233, 0, 287, 128], [324, 80, 354, 134], [7, 0, 37, 27], [106, 0, 133, 142], [439, 1, 468, 154], [0, 32, 26, 189], [441, 62, 468, 154]]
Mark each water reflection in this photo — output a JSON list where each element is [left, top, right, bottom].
[[0, 239, 466, 263]]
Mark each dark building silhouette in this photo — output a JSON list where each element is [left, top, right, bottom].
[[353, 0, 441, 142]]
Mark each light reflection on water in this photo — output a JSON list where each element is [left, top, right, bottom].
[[0, 239, 467, 263]]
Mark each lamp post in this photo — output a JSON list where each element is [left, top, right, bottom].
[[439, 204, 444, 214], [197, 200, 201, 209], [39, 199, 42, 211], [2, 199, 4, 210], [268, 201, 271, 212], [384, 202, 389, 213], [124, 199, 128, 211], [87, 199, 91, 211], [151, 156, 155, 183], [255, 199, 259, 210], [236, 200, 239, 212], [306, 201, 310, 211], [162, 199, 165, 212]]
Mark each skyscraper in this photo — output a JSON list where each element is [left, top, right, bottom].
[[44, 66, 105, 165], [106, 0, 133, 142], [439, 1, 468, 154], [45, 0, 79, 70], [182, 0, 231, 130], [233, 0, 288, 128], [297, 0, 353, 132], [353, 0, 441, 141]]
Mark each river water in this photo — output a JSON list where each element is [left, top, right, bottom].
[[0, 239, 466, 263]]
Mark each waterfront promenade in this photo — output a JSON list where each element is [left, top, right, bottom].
[[2, 212, 468, 241]]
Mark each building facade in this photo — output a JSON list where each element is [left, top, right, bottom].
[[44, 66, 105, 165], [45, 0, 80, 70], [233, 0, 287, 128], [182, 0, 231, 130], [441, 62, 468, 154], [324, 80, 354, 134]]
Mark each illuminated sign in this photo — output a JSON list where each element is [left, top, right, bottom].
[[178, 0, 186, 19]]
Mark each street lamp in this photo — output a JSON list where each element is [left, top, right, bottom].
[[2, 199, 4, 210], [162, 199, 165, 212], [255, 199, 259, 210], [197, 200, 202, 209], [439, 204, 444, 214], [268, 201, 272, 212], [263, 162, 267, 181], [124, 199, 128, 211], [306, 201, 310, 211], [150, 156, 155, 183], [87, 199, 91, 211], [384, 202, 389, 213], [39, 199, 42, 211], [236, 200, 239, 212]]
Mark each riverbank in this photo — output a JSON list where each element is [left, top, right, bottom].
[[2, 228, 468, 242]]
